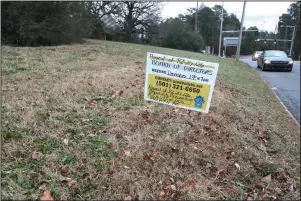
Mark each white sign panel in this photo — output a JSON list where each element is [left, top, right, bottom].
[[144, 52, 219, 113]]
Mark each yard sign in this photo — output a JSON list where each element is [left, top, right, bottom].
[[144, 52, 219, 113]]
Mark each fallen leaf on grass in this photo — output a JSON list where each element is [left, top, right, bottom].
[[274, 188, 282, 194], [157, 191, 165, 201], [66, 177, 76, 186], [63, 139, 69, 145], [113, 90, 123, 97], [143, 153, 153, 161], [57, 163, 69, 177], [183, 180, 197, 188], [124, 150, 132, 157], [173, 108, 180, 113], [254, 181, 266, 189], [234, 163, 240, 171], [88, 98, 94, 104], [170, 185, 177, 191], [32, 152, 41, 160], [124, 195, 132, 201], [141, 111, 149, 120], [261, 174, 272, 183], [47, 110, 56, 117], [106, 142, 113, 149], [39, 182, 47, 191], [60, 167, 68, 177], [40, 190, 54, 201], [166, 179, 173, 185]]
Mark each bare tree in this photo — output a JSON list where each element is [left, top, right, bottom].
[[115, 1, 162, 41]]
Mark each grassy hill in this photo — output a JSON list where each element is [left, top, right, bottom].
[[1, 40, 300, 200]]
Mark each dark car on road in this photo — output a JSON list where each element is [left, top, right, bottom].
[[257, 50, 294, 72]]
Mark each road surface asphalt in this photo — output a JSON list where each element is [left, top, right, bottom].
[[240, 56, 300, 124]]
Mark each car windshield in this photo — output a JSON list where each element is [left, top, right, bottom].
[[265, 51, 288, 57]]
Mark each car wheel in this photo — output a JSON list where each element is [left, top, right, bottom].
[[262, 64, 266, 71], [257, 63, 260, 68], [287, 68, 292, 72]]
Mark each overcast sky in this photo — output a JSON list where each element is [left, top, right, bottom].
[[162, 2, 293, 32]]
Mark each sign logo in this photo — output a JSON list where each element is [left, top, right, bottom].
[[144, 52, 219, 113]]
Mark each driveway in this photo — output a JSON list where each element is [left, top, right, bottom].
[[240, 56, 300, 124]]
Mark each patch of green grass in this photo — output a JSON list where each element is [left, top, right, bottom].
[[59, 111, 82, 124], [158, 124, 169, 133], [1, 125, 32, 141], [265, 146, 281, 153], [59, 152, 77, 165], [40, 138, 59, 154], [2, 162, 38, 190], [91, 94, 118, 105], [127, 93, 144, 107], [70, 52, 90, 61], [91, 115, 108, 127], [8, 62, 29, 72], [37, 57, 44, 63], [10, 63, 18, 69], [254, 161, 279, 177], [2, 130, 23, 141], [87, 136, 115, 159], [135, 61, 143, 65], [7, 51, 20, 57], [94, 162, 105, 171]]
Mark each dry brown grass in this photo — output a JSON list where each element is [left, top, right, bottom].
[[1, 39, 300, 200]]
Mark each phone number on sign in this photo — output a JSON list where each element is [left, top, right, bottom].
[[156, 80, 200, 93]]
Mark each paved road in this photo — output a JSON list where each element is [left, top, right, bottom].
[[240, 56, 300, 124]]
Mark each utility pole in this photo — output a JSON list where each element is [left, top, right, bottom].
[[289, 26, 296, 57], [195, 1, 198, 33], [236, 1, 247, 61], [290, 14, 300, 57], [218, 2, 224, 57]]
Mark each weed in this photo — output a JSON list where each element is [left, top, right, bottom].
[[9, 63, 18, 69], [128, 93, 144, 106], [158, 124, 169, 133], [265, 146, 281, 153], [1, 125, 32, 141], [135, 61, 143, 65], [254, 161, 279, 177], [59, 152, 77, 165], [2, 162, 38, 190], [40, 138, 59, 154], [91, 116, 108, 127], [87, 136, 114, 159], [2, 129, 23, 141]]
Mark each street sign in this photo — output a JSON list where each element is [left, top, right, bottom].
[[144, 53, 219, 113], [223, 37, 239, 46]]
